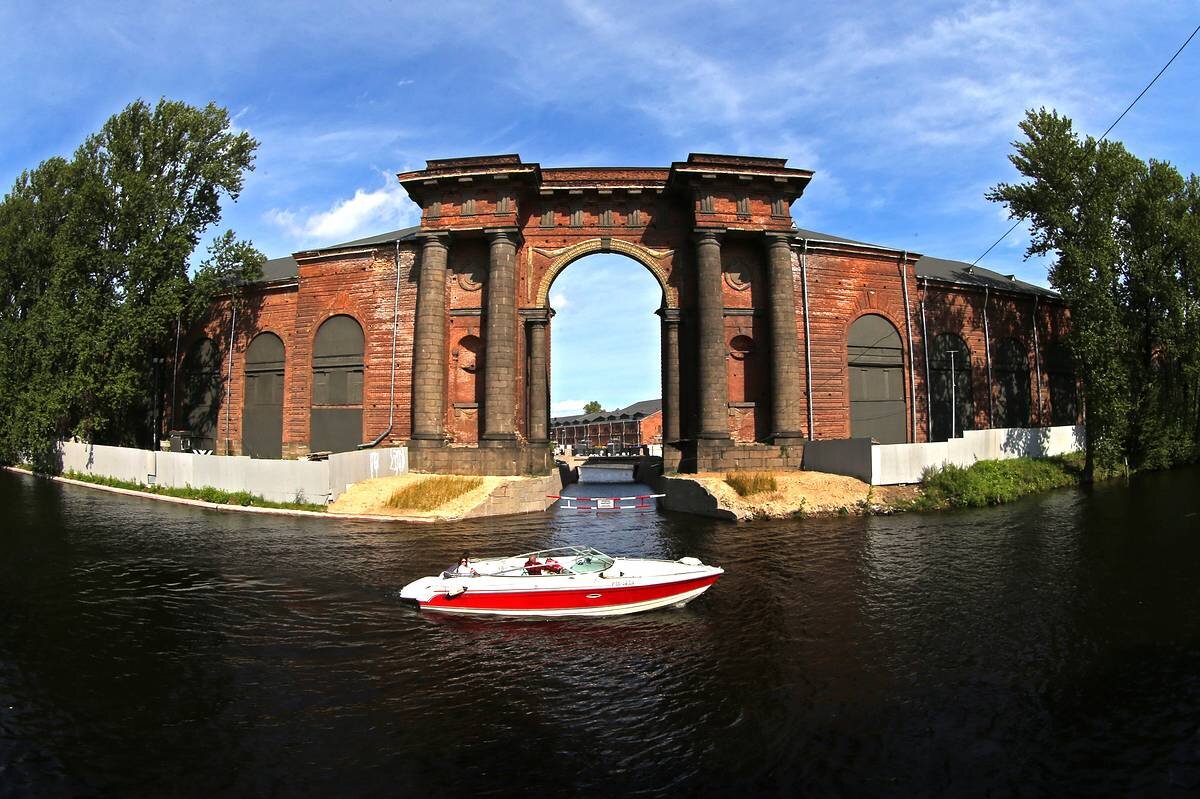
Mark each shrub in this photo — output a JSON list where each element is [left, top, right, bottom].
[[914, 457, 1079, 510], [724, 471, 778, 497], [387, 475, 483, 511]]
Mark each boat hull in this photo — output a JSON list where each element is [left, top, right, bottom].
[[406, 573, 721, 618]]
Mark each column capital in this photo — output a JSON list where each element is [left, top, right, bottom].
[[764, 231, 796, 249], [485, 226, 523, 246], [655, 307, 682, 324], [519, 307, 554, 324], [417, 230, 450, 248], [693, 229, 725, 245]]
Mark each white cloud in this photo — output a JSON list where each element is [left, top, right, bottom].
[[549, 290, 569, 309], [551, 399, 587, 416], [266, 174, 420, 247]]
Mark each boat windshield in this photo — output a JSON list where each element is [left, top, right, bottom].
[[509, 545, 615, 575]]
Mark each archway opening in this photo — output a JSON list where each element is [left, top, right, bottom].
[[929, 332, 974, 441], [848, 314, 907, 444], [311, 315, 364, 454], [546, 253, 664, 456], [243, 332, 285, 458]]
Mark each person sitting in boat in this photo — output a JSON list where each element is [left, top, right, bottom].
[[523, 554, 544, 575], [444, 552, 478, 578], [543, 556, 563, 574]]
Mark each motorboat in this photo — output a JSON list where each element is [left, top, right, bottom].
[[399, 545, 723, 617]]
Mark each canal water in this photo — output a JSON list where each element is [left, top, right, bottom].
[[2, 468, 1199, 797]]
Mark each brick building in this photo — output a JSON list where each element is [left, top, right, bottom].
[[176, 152, 1076, 474], [550, 400, 664, 453]]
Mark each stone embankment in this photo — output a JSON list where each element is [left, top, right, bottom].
[[328, 471, 564, 521], [654, 471, 916, 521]]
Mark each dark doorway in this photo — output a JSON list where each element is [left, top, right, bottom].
[[1045, 342, 1078, 426], [848, 314, 906, 444], [243, 332, 285, 458], [929, 333, 974, 441], [994, 337, 1031, 429], [177, 337, 222, 452], [311, 315, 364, 454]]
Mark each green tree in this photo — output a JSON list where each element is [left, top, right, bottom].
[[988, 109, 1141, 480], [0, 98, 262, 465], [583, 400, 603, 414], [989, 108, 1200, 478]]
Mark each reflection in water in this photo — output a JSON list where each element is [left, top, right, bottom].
[[3, 472, 1200, 796]]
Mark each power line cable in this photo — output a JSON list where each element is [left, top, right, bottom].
[[973, 21, 1200, 266]]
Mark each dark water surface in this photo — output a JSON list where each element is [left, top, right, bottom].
[[3, 468, 1200, 797]]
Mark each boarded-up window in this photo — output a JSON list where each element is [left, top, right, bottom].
[[243, 332, 285, 459], [1045, 342, 1078, 426], [994, 337, 1031, 429], [848, 315, 906, 444], [311, 315, 364, 453], [929, 333, 974, 441], [177, 337, 221, 452]]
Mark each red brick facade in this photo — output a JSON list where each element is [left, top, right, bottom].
[[176, 153, 1076, 471]]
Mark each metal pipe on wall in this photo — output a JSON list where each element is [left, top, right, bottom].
[[362, 240, 402, 448], [983, 287, 994, 427], [801, 240, 815, 440], [1032, 294, 1043, 425], [919, 277, 932, 441], [899, 252, 917, 442], [224, 295, 237, 454]]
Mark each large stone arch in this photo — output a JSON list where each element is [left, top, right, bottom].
[[534, 238, 677, 310]]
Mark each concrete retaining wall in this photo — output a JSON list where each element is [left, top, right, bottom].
[[58, 442, 409, 504], [803, 425, 1085, 485]]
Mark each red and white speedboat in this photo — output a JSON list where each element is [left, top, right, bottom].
[[399, 546, 723, 617]]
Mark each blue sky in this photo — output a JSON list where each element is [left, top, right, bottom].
[[2, 1, 1197, 416]]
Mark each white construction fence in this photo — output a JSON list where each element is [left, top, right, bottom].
[[802, 425, 1085, 485], [57, 441, 409, 504]]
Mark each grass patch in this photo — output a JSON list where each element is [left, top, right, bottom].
[[62, 470, 327, 512], [724, 471, 778, 497], [896, 456, 1085, 511], [387, 475, 483, 511]]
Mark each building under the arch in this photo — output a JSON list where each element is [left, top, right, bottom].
[[177, 153, 1075, 474]]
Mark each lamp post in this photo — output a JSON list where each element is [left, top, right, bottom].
[[151, 356, 165, 450]]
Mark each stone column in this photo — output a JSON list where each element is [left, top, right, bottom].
[[656, 307, 681, 442], [695, 231, 729, 439], [765, 233, 805, 441], [410, 232, 449, 446], [481, 228, 520, 446], [522, 308, 551, 443]]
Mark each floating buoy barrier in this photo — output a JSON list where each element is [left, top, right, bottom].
[[546, 494, 665, 512]]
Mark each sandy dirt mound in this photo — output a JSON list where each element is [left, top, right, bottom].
[[328, 473, 513, 519], [689, 470, 878, 519]]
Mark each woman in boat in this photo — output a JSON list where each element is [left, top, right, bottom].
[[446, 552, 477, 577]]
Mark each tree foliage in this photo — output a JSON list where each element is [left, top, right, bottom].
[[0, 99, 262, 466], [989, 109, 1200, 478], [583, 400, 603, 414]]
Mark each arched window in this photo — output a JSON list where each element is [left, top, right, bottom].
[[929, 333, 974, 441], [1045, 341, 1078, 426], [243, 333, 285, 458], [177, 337, 221, 452], [994, 337, 1031, 429], [848, 315, 906, 444], [310, 315, 364, 454]]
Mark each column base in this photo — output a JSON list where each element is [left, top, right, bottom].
[[769, 432, 807, 445], [695, 431, 732, 441], [408, 434, 447, 449]]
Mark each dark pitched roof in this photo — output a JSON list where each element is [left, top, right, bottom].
[[260, 255, 299, 283], [794, 227, 1057, 299], [321, 226, 421, 250], [250, 226, 421, 284], [551, 398, 662, 426], [914, 255, 1057, 298]]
